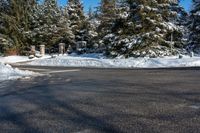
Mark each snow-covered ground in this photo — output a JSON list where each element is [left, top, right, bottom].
[[0, 63, 35, 81], [0, 55, 51, 64], [1, 53, 200, 69], [22, 53, 200, 68], [2, 53, 199, 82], [0, 55, 48, 81]]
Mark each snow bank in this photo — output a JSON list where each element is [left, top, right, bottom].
[[69, 53, 105, 59], [0, 55, 51, 64], [0, 63, 35, 81], [25, 54, 200, 68], [0, 56, 29, 64]]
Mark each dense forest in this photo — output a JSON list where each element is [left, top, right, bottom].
[[0, 0, 199, 58]]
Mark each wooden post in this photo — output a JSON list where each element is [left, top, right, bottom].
[[40, 45, 45, 56]]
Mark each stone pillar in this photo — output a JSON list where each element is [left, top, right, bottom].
[[30, 45, 36, 56], [190, 51, 194, 58], [67, 45, 73, 54], [59, 43, 65, 55], [40, 45, 45, 56]]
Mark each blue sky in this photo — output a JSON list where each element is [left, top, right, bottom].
[[57, 0, 192, 12], [180, 0, 192, 12]]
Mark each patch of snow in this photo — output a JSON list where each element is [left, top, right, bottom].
[[0, 55, 51, 64], [0, 63, 36, 81], [0, 56, 29, 64], [69, 53, 105, 59], [25, 54, 200, 68], [189, 105, 200, 109]]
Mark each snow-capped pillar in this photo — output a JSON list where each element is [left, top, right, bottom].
[[30, 45, 36, 55], [40, 45, 45, 56], [67, 45, 73, 54], [190, 51, 194, 57], [59, 43, 65, 55]]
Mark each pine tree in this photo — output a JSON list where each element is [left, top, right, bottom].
[[0, 0, 9, 13], [87, 7, 99, 52], [0, 0, 8, 53], [170, 0, 188, 49], [66, 0, 95, 53], [0, 0, 36, 55], [104, 0, 185, 57], [189, 0, 200, 53], [26, 0, 74, 52], [97, 0, 117, 50], [101, 0, 132, 56]]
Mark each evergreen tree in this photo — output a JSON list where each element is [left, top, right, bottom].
[[104, 0, 185, 57], [66, 0, 95, 53], [87, 7, 99, 52], [0, 0, 36, 54], [170, 0, 188, 50], [0, 0, 9, 13], [25, 0, 74, 52], [97, 0, 117, 51], [66, 0, 84, 50], [88, 6, 94, 19], [188, 0, 200, 53], [0, 0, 9, 53], [101, 0, 132, 56]]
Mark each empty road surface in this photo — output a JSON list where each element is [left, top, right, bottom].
[[0, 66, 200, 133]]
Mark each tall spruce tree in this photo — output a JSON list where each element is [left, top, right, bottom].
[[0, 0, 9, 53], [26, 0, 73, 52], [98, 0, 117, 33], [97, 0, 117, 51], [87, 7, 99, 52], [66, 0, 97, 53], [189, 0, 200, 53], [170, 0, 188, 50], [0, 0, 36, 54], [104, 0, 185, 57], [66, 0, 84, 51], [102, 0, 133, 56]]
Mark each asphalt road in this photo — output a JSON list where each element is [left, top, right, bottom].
[[0, 66, 200, 133]]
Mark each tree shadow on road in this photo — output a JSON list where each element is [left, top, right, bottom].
[[0, 78, 125, 133]]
